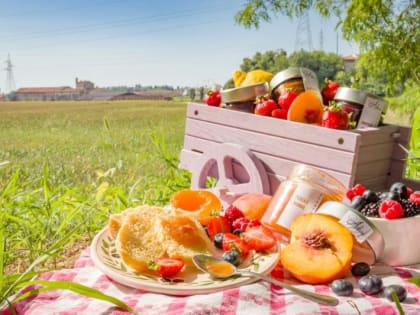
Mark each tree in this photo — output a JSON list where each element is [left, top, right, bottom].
[[241, 49, 289, 73], [235, 0, 420, 94], [189, 88, 196, 101], [288, 50, 343, 84]]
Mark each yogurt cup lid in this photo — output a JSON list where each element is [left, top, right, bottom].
[[316, 201, 385, 265]]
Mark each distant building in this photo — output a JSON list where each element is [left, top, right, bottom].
[[14, 78, 95, 101], [343, 54, 358, 72], [110, 91, 180, 101]]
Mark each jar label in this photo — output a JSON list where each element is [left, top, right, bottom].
[[275, 183, 323, 229], [358, 96, 385, 128], [339, 211, 373, 243], [300, 68, 319, 91]]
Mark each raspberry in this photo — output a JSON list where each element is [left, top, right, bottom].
[[247, 219, 261, 228], [346, 183, 366, 201], [409, 191, 420, 205], [224, 205, 244, 225], [232, 217, 250, 231], [379, 199, 404, 219]]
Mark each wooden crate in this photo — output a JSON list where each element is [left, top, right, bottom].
[[180, 102, 420, 196]]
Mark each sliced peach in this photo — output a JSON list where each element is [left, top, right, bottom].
[[232, 192, 272, 220], [287, 90, 324, 124], [280, 213, 353, 284], [170, 189, 222, 225]]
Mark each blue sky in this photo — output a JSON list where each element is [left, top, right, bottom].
[[0, 0, 357, 91]]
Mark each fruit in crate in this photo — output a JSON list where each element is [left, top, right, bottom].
[[231, 192, 272, 220], [232, 69, 273, 88], [321, 80, 340, 105], [254, 96, 278, 116], [322, 102, 352, 130], [346, 182, 420, 218], [280, 213, 353, 284], [287, 90, 324, 124], [205, 89, 221, 106]]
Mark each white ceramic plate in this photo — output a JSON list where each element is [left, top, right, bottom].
[[91, 228, 280, 296]]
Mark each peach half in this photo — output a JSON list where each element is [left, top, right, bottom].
[[280, 213, 353, 284]]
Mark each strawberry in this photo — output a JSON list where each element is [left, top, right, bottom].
[[346, 183, 366, 201], [271, 108, 288, 119], [224, 205, 244, 225], [277, 91, 298, 111], [379, 199, 404, 219], [254, 96, 278, 116], [205, 90, 221, 106], [207, 216, 231, 239], [243, 225, 277, 252], [409, 191, 420, 205], [321, 80, 340, 105], [322, 102, 350, 130], [232, 217, 260, 232], [149, 258, 185, 278], [222, 233, 250, 257]]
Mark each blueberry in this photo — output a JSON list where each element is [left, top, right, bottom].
[[351, 195, 368, 211], [213, 233, 224, 249], [383, 285, 407, 302], [390, 182, 408, 200], [222, 250, 240, 266], [232, 229, 243, 236], [362, 190, 379, 203], [331, 279, 354, 296], [351, 262, 371, 277], [358, 275, 383, 295]]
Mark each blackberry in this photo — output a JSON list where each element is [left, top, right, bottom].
[[359, 201, 380, 217], [401, 199, 420, 217]]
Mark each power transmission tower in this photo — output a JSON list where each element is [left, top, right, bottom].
[[319, 29, 324, 51], [294, 10, 313, 51], [4, 53, 16, 93]]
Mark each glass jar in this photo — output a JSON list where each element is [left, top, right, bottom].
[[261, 164, 346, 240], [334, 87, 367, 125], [270, 67, 318, 101]]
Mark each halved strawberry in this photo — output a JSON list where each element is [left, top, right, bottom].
[[207, 216, 231, 239], [222, 233, 249, 257], [150, 258, 185, 278], [243, 225, 277, 252]]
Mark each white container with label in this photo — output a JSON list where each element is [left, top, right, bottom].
[[316, 201, 385, 265]]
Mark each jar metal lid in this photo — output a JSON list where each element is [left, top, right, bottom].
[[290, 164, 346, 197], [334, 87, 367, 105], [316, 201, 385, 265], [270, 67, 303, 90], [221, 82, 269, 104]]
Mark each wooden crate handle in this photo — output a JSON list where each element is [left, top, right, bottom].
[[190, 142, 270, 197]]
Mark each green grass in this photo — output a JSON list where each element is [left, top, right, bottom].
[[0, 100, 192, 308]]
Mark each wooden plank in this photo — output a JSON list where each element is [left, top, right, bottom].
[[356, 142, 395, 163], [352, 124, 401, 145], [186, 102, 360, 151], [354, 160, 392, 180], [184, 120, 356, 173]]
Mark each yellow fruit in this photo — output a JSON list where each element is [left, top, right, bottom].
[[232, 69, 273, 88]]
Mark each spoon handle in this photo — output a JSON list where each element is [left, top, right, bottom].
[[240, 271, 339, 306]]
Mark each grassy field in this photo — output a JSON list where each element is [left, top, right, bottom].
[[0, 99, 417, 307]]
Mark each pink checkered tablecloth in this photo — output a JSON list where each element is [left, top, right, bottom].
[[2, 248, 420, 315]]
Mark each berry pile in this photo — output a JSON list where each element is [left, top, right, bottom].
[[346, 182, 420, 219], [204, 205, 277, 266]]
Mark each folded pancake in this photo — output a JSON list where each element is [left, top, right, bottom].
[[110, 205, 215, 273]]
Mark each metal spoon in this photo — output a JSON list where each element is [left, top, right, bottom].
[[193, 254, 339, 306]]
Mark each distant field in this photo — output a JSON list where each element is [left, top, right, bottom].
[[0, 100, 188, 193]]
